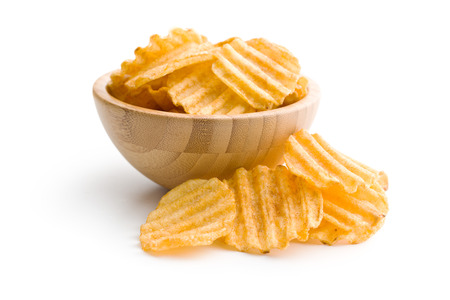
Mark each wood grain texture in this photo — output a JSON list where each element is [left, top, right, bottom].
[[93, 72, 320, 189]]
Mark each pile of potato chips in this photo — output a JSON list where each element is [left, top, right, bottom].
[[140, 129, 389, 253], [108, 28, 309, 115]]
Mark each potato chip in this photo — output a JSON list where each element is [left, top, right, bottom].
[[284, 129, 384, 194], [341, 153, 389, 191], [109, 29, 203, 85], [283, 76, 309, 106], [246, 38, 300, 75], [167, 62, 255, 115], [295, 76, 309, 100], [147, 87, 174, 111], [212, 38, 300, 110], [284, 129, 389, 245], [310, 182, 387, 245], [108, 83, 173, 111], [125, 42, 214, 90], [214, 37, 239, 47], [224, 165, 322, 253], [108, 29, 212, 109], [309, 219, 345, 245], [140, 178, 235, 251], [116, 86, 162, 110], [109, 28, 213, 94]]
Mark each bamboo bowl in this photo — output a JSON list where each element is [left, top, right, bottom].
[[93, 72, 320, 189]]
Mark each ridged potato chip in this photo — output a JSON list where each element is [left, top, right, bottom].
[[284, 129, 388, 245], [167, 62, 255, 115], [114, 86, 162, 110], [342, 154, 389, 191], [109, 29, 205, 85], [295, 76, 309, 100], [224, 165, 322, 253], [310, 183, 387, 245], [283, 76, 309, 106], [108, 28, 213, 106], [212, 38, 300, 110], [145, 87, 174, 111], [140, 178, 235, 251], [284, 129, 386, 193], [125, 42, 214, 90]]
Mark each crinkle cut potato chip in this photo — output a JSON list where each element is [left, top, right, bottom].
[[295, 76, 309, 100], [167, 62, 255, 115], [283, 129, 388, 245], [283, 76, 309, 106], [115, 28, 210, 87], [125, 42, 214, 90], [343, 154, 389, 191], [310, 183, 387, 245], [212, 38, 300, 110], [224, 165, 323, 253], [140, 178, 235, 251], [116, 86, 162, 110], [284, 129, 387, 194], [108, 28, 213, 107]]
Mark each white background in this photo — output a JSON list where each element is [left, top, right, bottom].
[[1, 0, 449, 299]]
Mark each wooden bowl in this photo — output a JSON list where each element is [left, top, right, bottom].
[[93, 72, 320, 189]]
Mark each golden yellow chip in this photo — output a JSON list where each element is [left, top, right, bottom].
[[109, 28, 213, 94], [224, 165, 322, 253], [212, 38, 300, 110], [284, 129, 385, 194], [295, 76, 309, 100], [214, 37, 239, 47], [108, 71, 170, 109], [284, 129, 388, 245], [342, 153, 389, 191], [116, 86, 162, 110], [147, 87, 174, 111], [283, 76, 309, 106], [310, 182, 387, 245], [108, 29, 214, 110], [125, 42, 214, 90], [109, 29, 204, 85], [247, 38, 300, 75], [309, 219, 345, 245], [167, 62, 255, 115], [140, 178, 235, 251], [108, 84, 173, 111]]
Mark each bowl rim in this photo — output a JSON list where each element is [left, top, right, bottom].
[[93, 71, 320, 120]]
